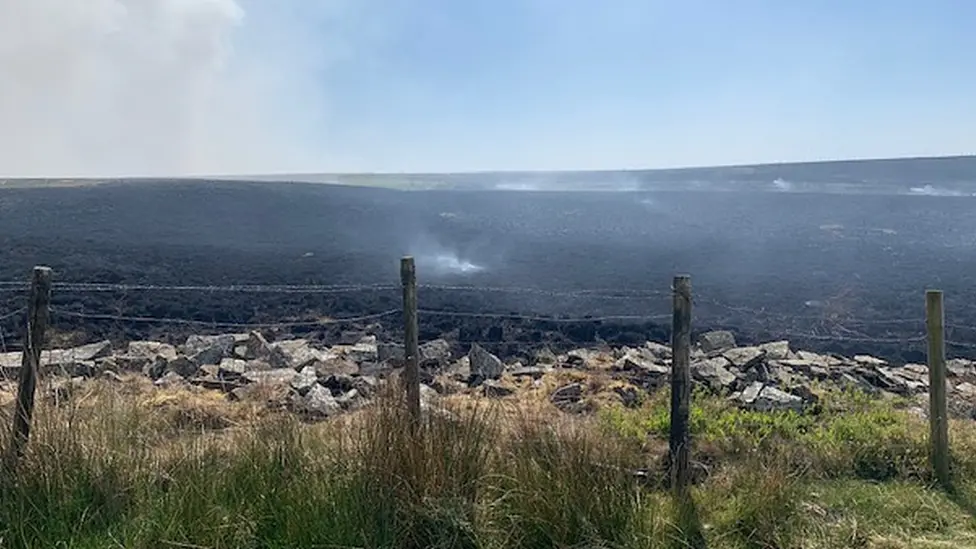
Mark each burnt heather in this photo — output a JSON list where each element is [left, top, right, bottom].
[[1, 179, 975, 363]]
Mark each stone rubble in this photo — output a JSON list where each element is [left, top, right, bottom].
[[3, 329, 976, 421]]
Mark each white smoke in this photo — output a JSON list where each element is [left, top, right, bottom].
[[0, 0, 353, 177], [907, 185, 972, 197]]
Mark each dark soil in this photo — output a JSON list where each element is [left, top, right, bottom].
[[1, 180, 975, 363]]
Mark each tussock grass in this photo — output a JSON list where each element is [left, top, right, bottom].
[[0, 377, 975, 548]]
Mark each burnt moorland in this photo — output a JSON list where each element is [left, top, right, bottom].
[[1, 179, 975, 363]]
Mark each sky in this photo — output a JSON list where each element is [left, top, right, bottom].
[[1, 0, 975, 176]]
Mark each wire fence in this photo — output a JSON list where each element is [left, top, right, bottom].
[[0, 278, 973, 359]]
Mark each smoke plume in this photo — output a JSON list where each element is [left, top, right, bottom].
[[0, 0, 348, 177]]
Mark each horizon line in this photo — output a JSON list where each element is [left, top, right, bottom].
[[2, 152, 974, 181]]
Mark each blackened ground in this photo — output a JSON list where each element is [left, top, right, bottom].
[[1, 180, 975, 363]]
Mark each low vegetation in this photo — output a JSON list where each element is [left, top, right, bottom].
[[1, 377, 975, 548]]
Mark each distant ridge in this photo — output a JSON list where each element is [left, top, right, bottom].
[[1, 154, 974, 191]]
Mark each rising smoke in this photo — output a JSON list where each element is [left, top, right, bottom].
[[0, 0, 357, 178]]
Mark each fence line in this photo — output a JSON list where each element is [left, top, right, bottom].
[[0, 277, 973, 355], [49, 308, 402, 329], [0, 262, 967, 494]]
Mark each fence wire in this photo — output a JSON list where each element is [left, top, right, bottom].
[[0, 279, 971, 358]]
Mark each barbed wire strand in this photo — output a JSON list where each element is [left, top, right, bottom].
[[51, 308, 401, 329], [0, 279, 970, 342], [0, 308, 26, 323], [418, 309, 673, 323]]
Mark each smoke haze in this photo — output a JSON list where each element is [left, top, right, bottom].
[[0, 0, 355, 177]]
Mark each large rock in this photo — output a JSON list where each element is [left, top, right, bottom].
[[339, 336, 378, 363], [314, 357, 359, 377], [217, 358, 249, 380], [735, 382, 804, 412], [245, 331, 273, 360], [566, 348, 614, 370], [243, 368, 299, 386], [378, 342, 405, 362], [759, 341, 791, 361], [947, 359, 974, 379], [614, 348, 669, 375], [1, 340, 113, 374], [184, 335, 236, 366], [692, 357, 737, 391], [128, 341, 178, 362], [420, 339, 452, 367], [468, 343, 503, 383], [269, 339, 336, 370], [698, 331, 737, 353], [723, 346, 766, 369], [296, 384, 342, 417], [290, 366, 319, 396], [644, 341, 672, 360], [551, 383, 586, 412]]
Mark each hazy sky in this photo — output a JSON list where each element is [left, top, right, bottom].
[[2, 0, 975, 176]]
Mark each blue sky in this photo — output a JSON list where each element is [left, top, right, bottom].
[[241, 0, 976, 172]]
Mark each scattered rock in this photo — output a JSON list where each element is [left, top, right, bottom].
[[128, 341, 178, 362], [420, 339, 452, 366], [735, 384, 804, 412], [724, 346, 766, 369], [855, 355, 887, 366], [353, 375, 379, 398], [551, 382, 586, 412], [166, 356, 198, 378], [644, 341, 672, 360], [698, 331, 736, 353], [322, 373, 357, 395], [692, 357, 737, 391], [378, 342, 405, 362], [290, 366, 319, 396], [535, 347, 558, 365], [956, 382, 976, 398], [566, 349, 614, 369], [314, 357, 360, 378], [243, 368, 299, 386], [468, 343, 504, 384], [245, 331, 272, 360], [341, 336, 379, 363], [759, 341, 791, 361], [270, 339, 330, 370], [614, 348, 669, 375], [297, 384, 342, 417], [184, 334, 236, 366], [218, 358, 249, 379]]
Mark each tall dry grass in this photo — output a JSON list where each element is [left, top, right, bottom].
[[1, 376, 975, 548]]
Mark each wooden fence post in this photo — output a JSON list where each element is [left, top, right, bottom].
[[926, 289, 950, 489], [670, 274, 692, 494], [401, 257, 421, 425], [7, 266, 53, 463]]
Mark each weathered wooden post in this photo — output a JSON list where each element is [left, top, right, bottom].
[[7, 266, 53, 463], [926, 288, 950, 489], [401, 257, 421, 426], [670, 274, 692, 494]]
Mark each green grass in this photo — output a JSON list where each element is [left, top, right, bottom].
[[1, 379, 975, 548]]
